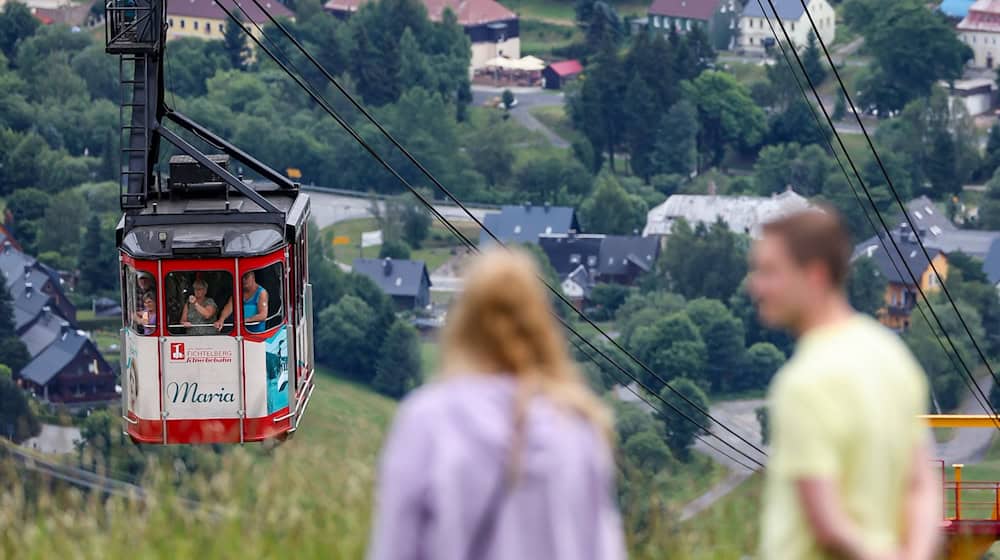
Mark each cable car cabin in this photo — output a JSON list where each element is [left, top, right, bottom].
[[118, 176, 315, 445]]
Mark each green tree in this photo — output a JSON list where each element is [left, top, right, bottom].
[[379, 239, 412, 260], [630, 312, 708, 390], [0, 1, 38, 60], [402, 203, 431, 249], [6, 187, 50, 222], [656, 377, 710, 460], [0, 375, 38, 442], [683, 71, 766, 169], [514, 156, 592, 206], [859, 1, 972, 112], [464, 113, 515, 186], [569, 38, 625, 171], [315, 294, 377, 378], [588, 283, 633, 320], [801, 31, 827, 85], [979, 168, 1000, 230], [78, 409, 113, 468], [38, 190, 87, 255], [659, 218, 748, 302], [77, 214, 118, 295], [579, 172, 647, 235], [904, 299, 984, 411], [223, 10, 250, 70], [623, 74, 659, 181], [847, 256, 887, 317], [614, 399, 665, 442], [767, 98, 830, 147], [685, 298, 745, 393], [372, 320, 422, 398], [742, 343, 786, 393], [651, 100, 698, 178], [623, 430, 674, 473], [982, 123, 1000, 180]]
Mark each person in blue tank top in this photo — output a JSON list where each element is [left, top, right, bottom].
[[215, 271, 269, 333]]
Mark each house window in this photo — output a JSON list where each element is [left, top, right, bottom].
[[587, 256, 597, 267], [180, 19, 185, 28], [219, 24, 224, 33], [545, 226, 553, 234], [206, 22, 211, 33], [570, 254, 581, 264], [513, 225, 522, 234], [169, 18, 173, 27], [193, 20, 198, 30]]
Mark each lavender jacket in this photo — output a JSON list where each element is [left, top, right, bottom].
[[367, 376, 626, 560]]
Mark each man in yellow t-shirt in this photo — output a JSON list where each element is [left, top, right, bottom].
[[749, 209, 941, 560]]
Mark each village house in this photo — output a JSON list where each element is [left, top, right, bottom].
[[325, 0, 518, 71], [645, 0, 740, 49], [352, 257, 432, 310], [958, 0, 1000, 68], [643, 189, 813, 239], [539, 233, 660, 306], [480, 203, 580, 246], [738, 0, 835, 51], [853, 226, 948, 331], [542, 60, 583, 90], [165, 0, 294, 42]]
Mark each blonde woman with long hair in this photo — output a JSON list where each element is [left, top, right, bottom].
[[368, 249, 625, 560]]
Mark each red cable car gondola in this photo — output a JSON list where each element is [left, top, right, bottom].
[[106, 0, 315, 444]]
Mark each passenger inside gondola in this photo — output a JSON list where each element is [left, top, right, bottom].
[[182, 279, 218, 335], [166, 271, 233, 335], [133, 293, 157, 335], [215, 265, 282, 333]]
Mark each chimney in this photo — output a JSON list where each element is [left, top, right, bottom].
[[60, 320, 71, 340], [383, 257, 393, 276], [23, 264, 30, 279], [24, 281, 32, 298], [544, 201, 551, 213], [3, 240, 10, 254], [42, 305, 51, 322], [568, 229, 577, 240], [524, 201, 532, 211]]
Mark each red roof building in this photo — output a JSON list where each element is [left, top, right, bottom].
[[542, 60, 583, 90], [958, 0, 1000, 67]]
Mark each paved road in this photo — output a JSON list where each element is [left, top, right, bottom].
[[22, 424, 81, 455], [306, 190, 497, 229], [471, 85, 570, 148]]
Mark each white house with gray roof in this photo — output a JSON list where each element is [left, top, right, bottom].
[[643, 189, 813, 239], [739, 0, 835, 50]]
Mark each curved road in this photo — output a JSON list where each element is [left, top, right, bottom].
[[471, 85, 570, 148]]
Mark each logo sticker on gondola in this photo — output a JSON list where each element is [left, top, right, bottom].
[[169, 343, 234, 364], [170, 342, 186, 361]]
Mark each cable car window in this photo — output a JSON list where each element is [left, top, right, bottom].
[[123, 265, 158, 336], [227, 263, 283, 334], [165, 271, 232, 336]]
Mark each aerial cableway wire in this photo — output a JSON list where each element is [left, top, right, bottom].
[[784, 0, 1000, 400], [567, 337, 761, 472], [218, 1, 767, 468], [228, 0, 769, 463], [754, 0, 1000, 428]]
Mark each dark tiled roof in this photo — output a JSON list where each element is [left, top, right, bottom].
[[0, 245, 34, 288], [539, 234, 603, 277], [12, 278, 54, 334], [648, 0, 720, 20], [853, 233, 941, 285], [167, 0, 294, 21], [742, 0, 805, 19], [480, 204, 579, 246], [19, 330, 90, 386], [352, 258, 430, 297], [21, 316, 62, 357], [597, 235, 659, 276]]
